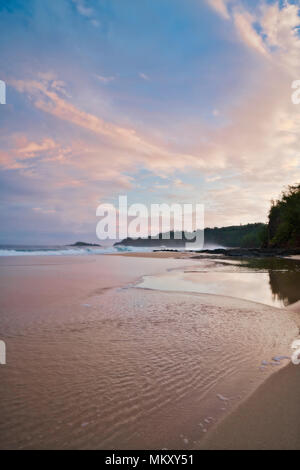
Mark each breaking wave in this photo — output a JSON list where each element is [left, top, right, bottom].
[[0, 245, 154, 257]]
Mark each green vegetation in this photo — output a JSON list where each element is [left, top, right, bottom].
[[205, 223, 266, 248], [266, 184, 300, 248], [116, 184, 300, 250], [115, 223, 267, 248]]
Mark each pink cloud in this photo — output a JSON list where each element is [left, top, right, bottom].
[[0, 135, 70, 170], [6, 1, 300, 228], [10, 76, 212, 175], [206, 0, 231, 20], [234, 11, 269, 57]]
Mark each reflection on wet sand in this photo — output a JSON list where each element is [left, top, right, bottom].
[[138, 257, 300, 309], [269, 271, 300, 306], [242, 257, 300, 307]]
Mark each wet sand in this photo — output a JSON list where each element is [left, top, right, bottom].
[[115, 251, 194, 259], [123, 251, 300, 450], [0, 254, 299, 449]]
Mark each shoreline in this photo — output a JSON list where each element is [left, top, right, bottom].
[[114, 246, 300, 259], [121, 251, 300, 449], [200, 363, 300, 450], [0, 253, 299, 449]]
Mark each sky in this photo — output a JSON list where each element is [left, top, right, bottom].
[[0, 0, 300, 244]]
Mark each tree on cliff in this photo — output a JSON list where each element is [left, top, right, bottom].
[[267, 184, 300, 248]]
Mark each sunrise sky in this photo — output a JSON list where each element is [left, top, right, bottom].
[[0, 0, 300, 244]]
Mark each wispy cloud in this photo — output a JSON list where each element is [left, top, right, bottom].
[[139, 72, 150, 81], [72, 0, 93, 18], [10, 75, 212, 176], [72, 0, 100, 27], [206, 0, 232, 20], [233, 10, 269, 57], [206, 175, 222, 183], [95, 74, 116, 84]]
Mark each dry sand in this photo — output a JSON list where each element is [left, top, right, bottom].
[[201, 363, 300, 450]]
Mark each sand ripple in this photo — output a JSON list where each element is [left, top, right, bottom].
[[0, 286, 297, 449]]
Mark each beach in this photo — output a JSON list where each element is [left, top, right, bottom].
[[201, 363, 300, 450], [0, 252, 299, 449]]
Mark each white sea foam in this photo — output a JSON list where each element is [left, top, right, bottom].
[[0, 246, 154, 257], [217, 394, 229, 402]]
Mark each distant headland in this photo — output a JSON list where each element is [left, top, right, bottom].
[[114, 223, 266, 249], [68, 241, 102, 247]]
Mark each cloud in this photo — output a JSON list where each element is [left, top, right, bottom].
[[206, 0, 231, 20], [260, 2, 300, 72], [195, 2, 300, 225], [206, 175, 222, 182], [207, 2, 270, 58], [33, 207, 57, 214], [16, 137, 57, 156], [173, 178, 195, 191], [72, 0, 93, 18], [95, 74, 116, 84], [0, 136, 71, 170], [233, 11, 269, 57], [139, 72, 150, 81], [4, 1, 300, 233], [10, 75, 215, 176], [72, 0, 100, 27], [207, 0, 300, 68]]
